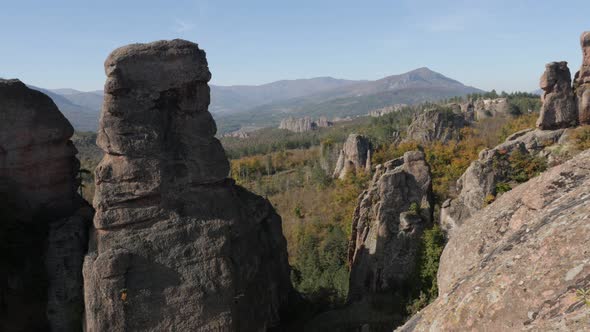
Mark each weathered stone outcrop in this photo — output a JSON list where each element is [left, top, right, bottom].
[[279, 116, 332, 132], [537, 61, 578, 129], [83, 40, 292, 331], [473, 98, 510, 120], [574, 31, 590, 125], [0, 79, 90, 331], [404, 108, 469, 144], [346, 151, 433, 328], [333, 134, 371, 179], [397, 149, 590, 331], [439, 128, 567, 234]]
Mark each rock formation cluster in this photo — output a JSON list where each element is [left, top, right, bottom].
[[404, 107, 469, 144], [347, 151, 433, 327], [0, 79, 91, 331], [332, 133, 371, 179], [397, 149, 590, 331], [279, 116, 333, 132], [82, 40, 292, 331]]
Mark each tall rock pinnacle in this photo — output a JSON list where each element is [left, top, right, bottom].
[[574, 31, 590, 125], [83, 40, 292, 331]]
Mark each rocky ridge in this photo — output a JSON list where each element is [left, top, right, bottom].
[[397, 148, 590, 331], [278, 116, 333, 132], [83, 40, 292, 331]]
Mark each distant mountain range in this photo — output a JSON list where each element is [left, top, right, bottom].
[[28, 67, 482, 133], [215, 67, 483, 133]]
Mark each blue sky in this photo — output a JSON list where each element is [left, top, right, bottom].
[[0, 0, 588, 92]]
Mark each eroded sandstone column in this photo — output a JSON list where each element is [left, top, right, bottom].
[[347, 151, 433, 326], [574, 31, 590, 125], [536, 61, 578, 129], [83, 40, 291, 331]]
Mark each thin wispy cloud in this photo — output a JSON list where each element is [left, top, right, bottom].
[[173, 19, 195, 33]]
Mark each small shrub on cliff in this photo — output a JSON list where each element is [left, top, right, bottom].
[[406, 225, 446, 316], [408, 202, 421, 215], [508, 150, 547, 183], [495, 182, 512, 194]]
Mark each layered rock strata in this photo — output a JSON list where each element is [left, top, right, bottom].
[[83, 40, 291, 331]]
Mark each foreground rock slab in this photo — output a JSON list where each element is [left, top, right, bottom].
[[397, 149, 590, 331], [83, 40, 292, 331]]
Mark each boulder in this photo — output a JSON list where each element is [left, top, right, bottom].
[[83, 40, 292, 331], [333, 134, 371, 179], [537, 61, 578, 129], [574, 31, 590, 125], [396, 149, 590, 331], [0, 79, 90, 331], [404, 108, 469, 144], [346, 151, 433, 328]]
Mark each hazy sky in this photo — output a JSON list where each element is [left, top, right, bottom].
[[1, 0, 588, 92]]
